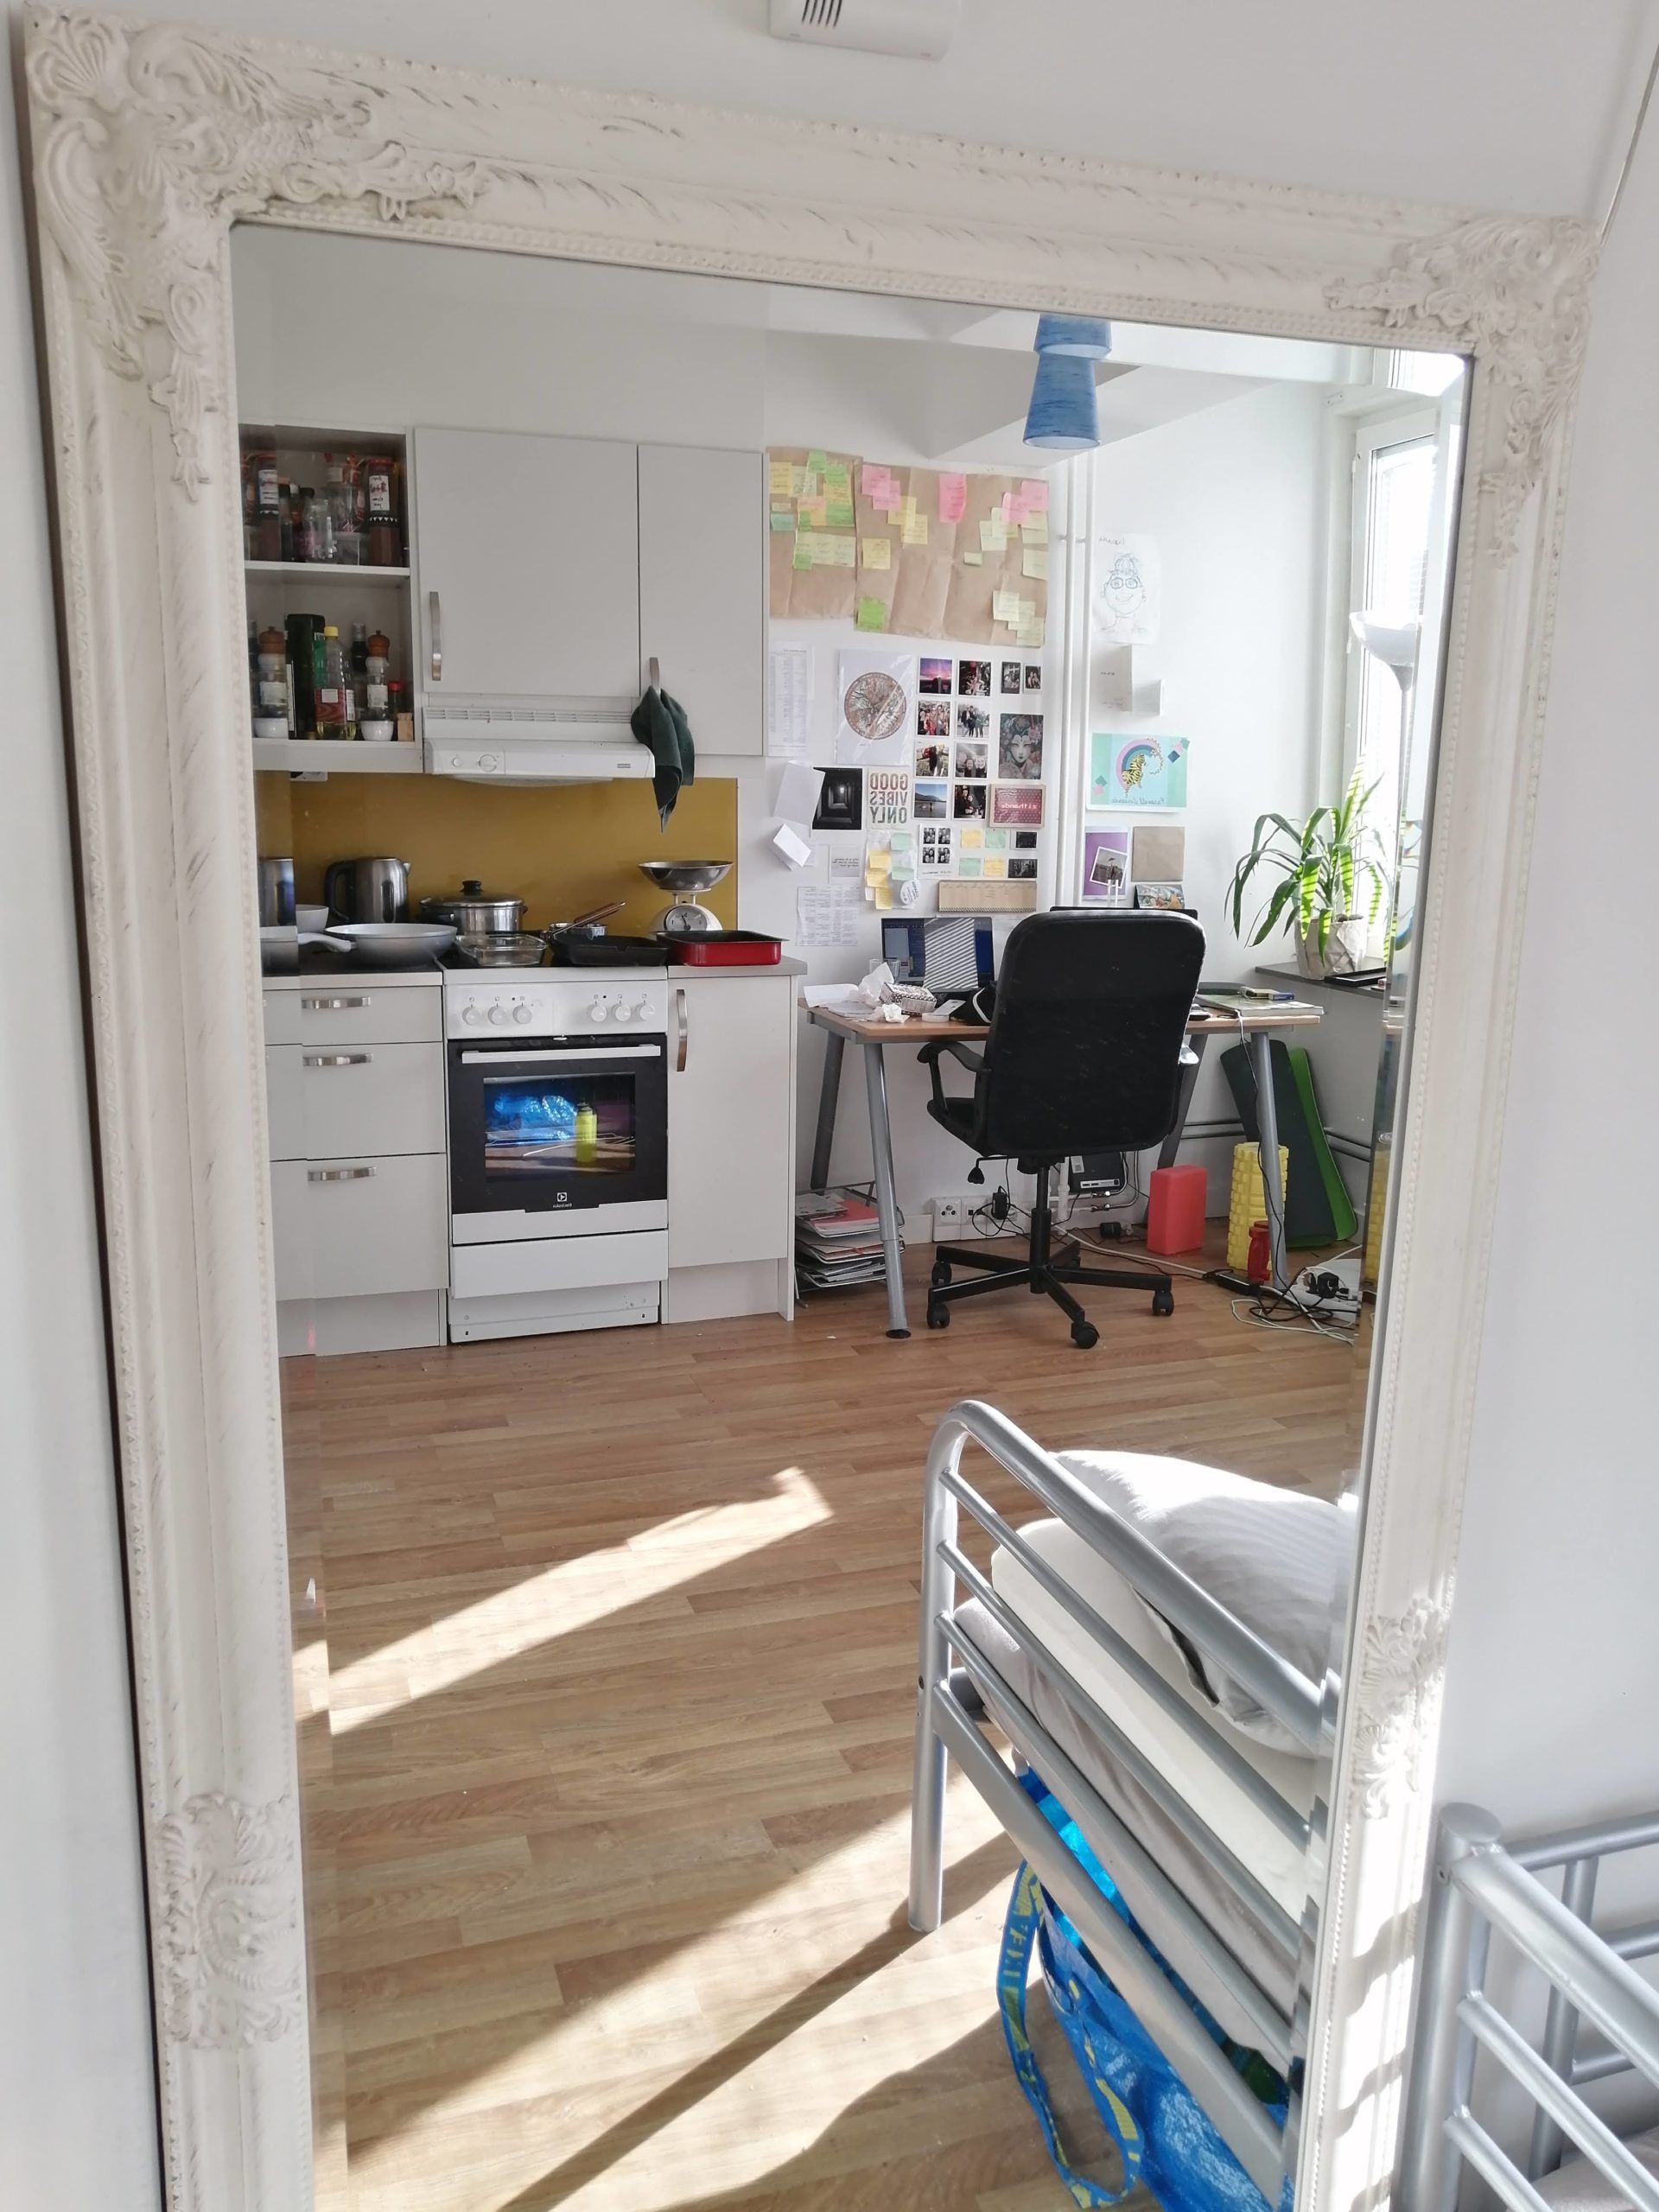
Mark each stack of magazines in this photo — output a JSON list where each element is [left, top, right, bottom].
[[795, 1186, 902, 1292]]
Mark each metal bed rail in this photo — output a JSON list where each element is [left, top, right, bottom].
[[1402, 1802, 1659, 2212], [906, 1397, 1334, 2203]]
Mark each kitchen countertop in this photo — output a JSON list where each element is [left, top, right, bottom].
[[675, 957, 805, 981]]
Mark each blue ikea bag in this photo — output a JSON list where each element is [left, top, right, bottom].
[[998, 1777, 1294, 2212]]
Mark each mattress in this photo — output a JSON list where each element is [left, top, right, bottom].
[[953, 1593, 1296, 2052], [988, 1515, 1321, 1922]]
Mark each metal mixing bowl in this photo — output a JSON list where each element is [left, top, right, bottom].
[[638, 861, 732, 893]]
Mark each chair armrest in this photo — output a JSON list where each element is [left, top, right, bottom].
[[917, 1038, 985, 1116]]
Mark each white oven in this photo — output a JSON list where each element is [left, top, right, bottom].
[[443, 969, 670, 1339]]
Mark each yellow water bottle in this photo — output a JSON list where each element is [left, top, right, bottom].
[[575, 1102, 597, 1167]]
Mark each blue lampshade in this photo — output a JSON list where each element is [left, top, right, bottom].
[[1033, 313, 1113, 359], [1024, 349, 1100, 448]]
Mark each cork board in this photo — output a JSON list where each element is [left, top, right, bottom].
[[769, 449, 1050, 648]]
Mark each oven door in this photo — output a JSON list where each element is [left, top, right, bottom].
[[448, 1033, 668, 1242]]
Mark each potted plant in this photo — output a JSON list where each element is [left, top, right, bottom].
[[1228, 770, 1392, 979]]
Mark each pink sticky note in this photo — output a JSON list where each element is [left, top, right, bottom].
[[938, 472, 968, 524], [1021, 478, 1050, 513]]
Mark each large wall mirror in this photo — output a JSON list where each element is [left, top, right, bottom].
[[22, 16, 1594, 2209]]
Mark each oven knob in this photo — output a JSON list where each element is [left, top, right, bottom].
[[461, 1004, 482, 1026], [487, 1004, 509, 1026], [632, 998, 652, 1023], [588, 999, 609, 1022], [612, 1001, 634, 1024], [512, 1002, 532, 1024]]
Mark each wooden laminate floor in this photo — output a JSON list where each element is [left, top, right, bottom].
[[284, 1230, 1369, 2212]]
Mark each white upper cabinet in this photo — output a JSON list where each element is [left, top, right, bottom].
[[414, 429, 642, 701], [638, 445, 765, 758]]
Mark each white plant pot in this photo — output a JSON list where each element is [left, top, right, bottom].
[[1296, 916, 1368, 979]]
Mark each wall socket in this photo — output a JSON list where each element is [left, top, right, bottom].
[[930, 1195, 965, 1236]]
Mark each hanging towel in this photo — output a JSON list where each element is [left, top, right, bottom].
[[631, 684, 696, 829]]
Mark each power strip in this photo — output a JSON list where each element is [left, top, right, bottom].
[[1287, 1255, 1362, 1321]]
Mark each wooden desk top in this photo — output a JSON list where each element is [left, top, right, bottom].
[[804, 998, 1322, 1044]]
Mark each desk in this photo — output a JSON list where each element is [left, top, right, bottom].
[[804, 999, 1322, 1336]]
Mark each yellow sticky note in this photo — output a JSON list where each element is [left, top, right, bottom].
[[874, 884, 894, 911], [1023, 545, 1048, 581], [1022, 511, 1049, 544], [992, 589, 1020, 625], [1017, 618, 1046, 648], [861, 537, 892, 570], [768, 459, 794, 499], [867, 849, 893, 878], [983, 855, 1008, 879], [900, 496, 918, 528], [903, 512, 930, 547], [961, 825, 985, 853], [962, 550, 984, 566], [981, 518, 1008, 555]]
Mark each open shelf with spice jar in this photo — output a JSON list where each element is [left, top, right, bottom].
[[240, 423, 420, 775]]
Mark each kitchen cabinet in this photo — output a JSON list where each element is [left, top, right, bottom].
[[414, 429, 641, 701], [638, 445, 765, 756], [667, 976, 794, 1310]]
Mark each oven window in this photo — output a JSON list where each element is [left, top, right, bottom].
[[483, 1072, 639, 1177]]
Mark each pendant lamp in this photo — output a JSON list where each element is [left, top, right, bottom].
[[1024, 315, 1112, 450]]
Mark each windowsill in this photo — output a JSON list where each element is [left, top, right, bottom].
[[1255, 961, 1386, 998]]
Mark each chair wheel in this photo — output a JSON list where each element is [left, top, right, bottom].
[[931, 1261, 951, 1289], [1071, 1321, 1099, 1350], [926, 1300, 950, 1330], [1152, 1289, 1175, 1318]]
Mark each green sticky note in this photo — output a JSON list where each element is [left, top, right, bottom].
[[856, 597, 889, 632], [826, 499, 855, 528], [807, 448, 830, 475], [793, 541, 815, 570]]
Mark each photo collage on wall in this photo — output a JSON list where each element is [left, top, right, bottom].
[[1082, 728, 1192, 907]]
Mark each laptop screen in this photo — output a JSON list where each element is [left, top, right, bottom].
[[880, 916, 995, 995]]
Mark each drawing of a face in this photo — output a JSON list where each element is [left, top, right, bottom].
[[1102, 553, 1145, 630]]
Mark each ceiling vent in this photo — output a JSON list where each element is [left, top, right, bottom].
[[768, 0, 961, 61]]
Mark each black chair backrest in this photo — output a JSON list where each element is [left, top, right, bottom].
[[972, 909, 1205, 1157]]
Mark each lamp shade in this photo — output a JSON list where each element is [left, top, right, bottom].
[[1033, 313, 1113, 358], [1349, 611, 1420, 688], [1024, 350, 1099, 449]]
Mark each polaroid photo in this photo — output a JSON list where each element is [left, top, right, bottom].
[[952, 782, 988, 821], [997, 714, 1044, 779], [1014, 830, 1039, 850], [1134, 880, 1188, 910], [917, 699, 951, 739], [912, 779, 950, 820], [1023, 663, 1043, 693], [918, 657, 953, 696], [1000, 660, 1023, 696], [957, 659, 992, 696], [1009, 858, 1039, 880], [955, 701, 989, 740], [914, 740, 950, 779], [953, 741, 988, 779]]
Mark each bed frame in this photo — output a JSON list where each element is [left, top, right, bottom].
[[906, 1398, 1337, 2202], [1402, 1802, 1659, 2211]]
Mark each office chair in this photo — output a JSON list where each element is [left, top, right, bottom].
[[919, 908, 1205, 1349]]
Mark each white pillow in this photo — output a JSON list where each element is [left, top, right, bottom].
[[1055, 1451, 1355, 1754]]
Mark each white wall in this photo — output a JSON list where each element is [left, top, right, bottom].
[[1084, 381, 1371, 1209], [0, 56, 161, 2212]]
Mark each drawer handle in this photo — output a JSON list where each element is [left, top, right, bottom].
[[303, 1052, 372, 1067], [302, 995, 369, 1010], [308, 1166, 376, 1183]]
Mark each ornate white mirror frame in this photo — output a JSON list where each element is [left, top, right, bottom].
[[21, 10, 1597, 2206]]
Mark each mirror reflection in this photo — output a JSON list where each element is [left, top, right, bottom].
[[235, 226, 1464, 2210]]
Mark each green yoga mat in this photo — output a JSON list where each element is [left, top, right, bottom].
[[1221, 1040, 1358, 1249]]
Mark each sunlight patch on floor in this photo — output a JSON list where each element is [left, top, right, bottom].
[[327, 1466, 830, 1733]]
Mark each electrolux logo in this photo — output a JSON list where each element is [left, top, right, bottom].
[[555, 1190, 570, 1205]]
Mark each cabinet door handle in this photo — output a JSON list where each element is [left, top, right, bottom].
[[675, 988, 689, 1073], [308, 1166, 376, 1183], [302, 995, 369, 1010], [302, 1052, 372, 1068], [429, 589, 442, 683]]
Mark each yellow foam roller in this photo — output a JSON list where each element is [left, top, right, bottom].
[[1226, 1142, 1290, 1274]]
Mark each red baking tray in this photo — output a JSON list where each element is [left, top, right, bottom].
[[671, 931, 784, 966]]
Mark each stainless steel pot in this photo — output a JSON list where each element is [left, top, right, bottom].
[[257, 855, 295, 929], [418, 879, 527, 934], [324, 856, 410, 924]]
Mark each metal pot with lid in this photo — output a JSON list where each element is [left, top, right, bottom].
[[417, 879, 528, 934]]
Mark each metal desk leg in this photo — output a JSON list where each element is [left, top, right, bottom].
[[810, 1029, 845, 1194], [861, 1039, 910, 1337], [1158, 1031, 1209, 1170], [1251, 1029, 1289, 1291]]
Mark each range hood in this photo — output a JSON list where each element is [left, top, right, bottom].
[[425, 702, 652, 785]]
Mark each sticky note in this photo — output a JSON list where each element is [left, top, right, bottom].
[[890, 859, 916, 883], [818, 534, 855, 568], [866, 848, 893, 880], [769, 459, 795, 499], [859, 465, 888, 499], [1017, 619, 1046, 648], [983, 856, 1008, 879], [1023, 546, 1049, 581], [985, 828, 1009, 853], [807, 449, 830, 475], [855, 597, 888, 632], [826, 501, 855, 530], [1021, 478, 1050, 513], [958, 857, 982, 880], [981, 518, 1008, 555], [938, 472, 968, 523], [792, 541, 814, 570], [769, 511, 795, 532], [1022, 512, 1049, 544], [903, 512, 929, 548], [861, 537, 892, 570], [992, 589, 1020, 625], [961, 824, 985, 853], [962, 550, 984, 567], [874, 884, 894, 910]]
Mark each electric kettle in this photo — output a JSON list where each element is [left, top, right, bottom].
[[323, 856, 411, 924]]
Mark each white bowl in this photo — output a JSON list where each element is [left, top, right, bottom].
[[296, 903, 329, 933]]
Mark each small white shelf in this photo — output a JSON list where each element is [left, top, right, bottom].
[[251, 740, 422, 775], [245, 561, 410, 586]]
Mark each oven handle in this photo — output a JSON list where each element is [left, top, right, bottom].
[[675, 988, 688, 1073], [458, 1045, 663, 1065]]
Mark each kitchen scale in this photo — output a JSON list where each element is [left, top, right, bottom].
[[639, 860, 731, 937]]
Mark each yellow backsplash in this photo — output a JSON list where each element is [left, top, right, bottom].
[[255, 772, 738, 933]]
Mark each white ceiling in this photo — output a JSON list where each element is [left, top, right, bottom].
[[178, 0, 1659, 223]]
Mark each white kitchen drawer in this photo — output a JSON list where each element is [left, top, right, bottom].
[[294, 1041, 445, 1159], [262, 989, 302, 1046], [265, 1046, 306, 1163], [281, 1153, 448, 1302], [296, 984, 441, 1047]]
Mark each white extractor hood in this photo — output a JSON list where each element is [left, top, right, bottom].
[[425, 702, 652, 785]]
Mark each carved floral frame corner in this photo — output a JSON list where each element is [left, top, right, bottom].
[[20, 8, 1598, 2207]]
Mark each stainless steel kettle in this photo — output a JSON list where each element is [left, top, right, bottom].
[[323, 856, 410, 923], [257, 855, 296, 928]]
